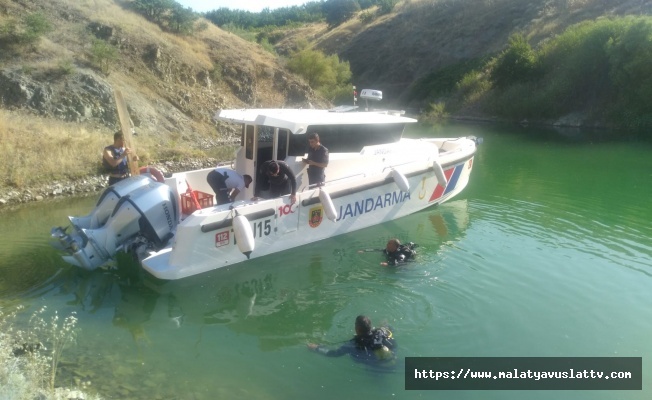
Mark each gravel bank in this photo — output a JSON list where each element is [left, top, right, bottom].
[[0, 158, 219, 210]]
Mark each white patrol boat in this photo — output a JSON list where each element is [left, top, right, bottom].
[[51, 91, 479, 280]]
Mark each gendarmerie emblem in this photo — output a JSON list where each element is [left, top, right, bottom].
[[309, 206, 323, 228]]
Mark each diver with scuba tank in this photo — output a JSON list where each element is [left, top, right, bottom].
[[307, 315, 396, 364], [383, 238, 418, 266], [358, 238, 418, 266]]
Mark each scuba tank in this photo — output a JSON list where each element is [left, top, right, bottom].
[[370, 327, 395, 361]]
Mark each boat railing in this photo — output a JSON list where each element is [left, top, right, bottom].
[[301, 172, 367, 192], [381, 160, 419, 173], [300, 159, 425, 194], [437, 137, 477, 154]]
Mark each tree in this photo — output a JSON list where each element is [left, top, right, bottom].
[[491, 34, 537, 88], [168, 5, 198, 34], [132, 0, 175, 23], [324, 0, 360, 28], [287, 41, 352, 98], [288, 48, 335, 87], [90, 38, 118, 74]]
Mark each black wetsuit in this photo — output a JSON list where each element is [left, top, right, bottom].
[[314, 327, 396, 364], [383, 243, 417, 266], [259, 160, 297, 198]]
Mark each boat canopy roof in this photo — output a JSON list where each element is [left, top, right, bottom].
[[215, 108, 417, 135]]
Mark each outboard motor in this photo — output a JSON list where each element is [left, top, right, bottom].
[[69, 176, 154, 230], [52, 181, 178, 270]]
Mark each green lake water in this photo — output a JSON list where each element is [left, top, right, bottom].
[[0, 122, 650, 399]]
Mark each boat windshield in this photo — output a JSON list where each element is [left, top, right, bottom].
[[258, 126, 274, 142], [288, 123, 406, 155]]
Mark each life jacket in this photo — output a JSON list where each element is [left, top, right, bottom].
[[103, 145, 128, 175]]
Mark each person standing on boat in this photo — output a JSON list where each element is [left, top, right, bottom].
[[206, 167, 253, 205], [307, 315, 396, 365], [259, 160, 297, 204], [103, 131, 138, 186], [302, 132, 329, 187]]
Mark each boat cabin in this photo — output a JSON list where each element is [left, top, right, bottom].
[[221, 108, 414, 202]]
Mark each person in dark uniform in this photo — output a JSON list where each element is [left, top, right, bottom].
[[103, 131, 137, 185], [302, 132, 329, 187], [259, 160, 297, 204], [358, 238, 418, 266], [307, 315, 396, 365], [383, 238, 418, 266]]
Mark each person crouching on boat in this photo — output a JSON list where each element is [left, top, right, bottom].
[[302, 132, 329, 187], [307, 315, 396, 365], [259, 160, 297, 204], [103, 131, 138, 186], [383, 238, 417, 266], [206, 167, 252, 205]]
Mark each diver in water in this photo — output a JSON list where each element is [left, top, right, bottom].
[[383, 238, 417, 266], [307, 315, 396, 364], [358, 238, 418, 266]]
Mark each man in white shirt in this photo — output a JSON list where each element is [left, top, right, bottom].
[[207, 167, 253, 205]]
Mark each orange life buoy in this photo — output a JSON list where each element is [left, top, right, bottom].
[[139, 166, 165, 183]]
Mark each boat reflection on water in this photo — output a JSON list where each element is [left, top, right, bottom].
[[58, 200, 470, 350]]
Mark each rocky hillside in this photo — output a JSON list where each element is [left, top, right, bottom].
[[0, 0, 326, 143], [2, 0, 649, 139]]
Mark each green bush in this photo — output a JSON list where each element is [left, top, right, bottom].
[[407, 57, 488, 103], [490, 34, 538, 89], [168, 5, 198, 35], [420, 102, 449, 123], [324, 0, 360, 28], [132, 0, 175, 23], [0, 12, 52, 48], [454, 70, 491, 108], [604, 18, 652, 130], [321, 84, 355, 104], [359, 11, 375, 24], [0, 306, 92, 398], [377, 0, 399, 15], [287, 43, 352, 89], [57, 59, 76, 76], [210, 65, 223, 83], [258, 37, 277, 54], [468, 16, 652, 132], [89, 38, 118, 74]]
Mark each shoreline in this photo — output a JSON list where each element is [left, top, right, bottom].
[[0, 158, 218, 210], [0, 116, 643, 211]]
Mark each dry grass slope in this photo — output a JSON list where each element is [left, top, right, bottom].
[[0, 0, 324, 192]]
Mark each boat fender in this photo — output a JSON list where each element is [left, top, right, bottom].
[[139, 166, 165, 183], [319, 189, 338, 222], [432, 161, 448, 188], [391, 169, 410, 192], [233, 213, 255, 259]]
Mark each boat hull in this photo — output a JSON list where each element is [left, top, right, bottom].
[[142, 148, 474, 279]]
